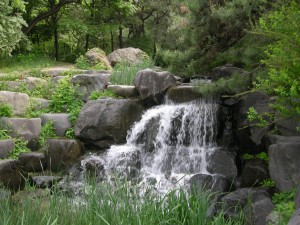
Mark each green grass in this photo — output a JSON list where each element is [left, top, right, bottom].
[[0, 181, 245, 225], [110, 60, 154, 85]]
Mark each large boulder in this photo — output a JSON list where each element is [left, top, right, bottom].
[[295, 187, 300, 209], [75, 99, 145, 148], [274, 112, 300, 136], [0, 159, 26, 192], [29, 176, 63, 189], [234, 91, 272, 154], [0, 139, 14, 159], [165, 86, 202, 103], [107, 85, 139, 98], [211, 65, 248, 82], [30, 98, 51, 111], [18, 152, 46, 172], [46, 139, 82, 172], [133, 69, 177, 105], [189, 173, 231, 193], [71, 73, 110, 101], [40, 113, 72, 136], [0, 117, 41, 150], [220, 188, 274, 225], [107, 47, 149, 67], [206, 149, 238, 181], [20, 77, 48, 90], [288, 209, 300, 225], [0, 91, 30, 116], [85, 48, 112, 70], [241, 159, 269, 188], [268, 137, 300, 191]]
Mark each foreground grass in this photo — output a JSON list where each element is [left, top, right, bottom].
[[0, 182, 245, 225]]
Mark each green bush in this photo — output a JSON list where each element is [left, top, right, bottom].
[[75, 55, 90, 69], [38, 121, 56, 147], [89, 89, 118, 100], [8, 138, 30, 159], [272, 190, 295, 224], [0, 104, 13, 117]]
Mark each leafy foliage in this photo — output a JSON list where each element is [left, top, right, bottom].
[[90, 89, 118, 100], [242, 152, 269, 162], [272, 190, 296, 224], [260, 179, 275, 188], [38, 121, 56, 147], [254, 2, 300, 119], [8, 138, 30, 159], [65, 128, 75, 139], [0, 104, 13, 117]]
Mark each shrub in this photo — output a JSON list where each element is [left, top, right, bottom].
[[272, 190, 295, 224], [89, 89, 118, 100], [8, 138, 30, 159], [0, 104, 13, 117], [38, 121, 56, 147]]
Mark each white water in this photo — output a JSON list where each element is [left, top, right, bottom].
[[81, 99, 219, 193]]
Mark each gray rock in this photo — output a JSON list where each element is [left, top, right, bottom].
[[275, 112, 300, 136], [108, 47, 149, 67], [0, 159, 26, 192], [265, 211, 280, 225], [71, 73, 110, 101], [165, 86, 202, 103], [211, 66, 248, 82], [241, 159, 269, 188], [220, 188, 274, 225], [206, 149, 238, 181], [75, 99, 145, 148], [134, 69, 177, 105], [234, 91, 271, 154], [263, 135, 300, 151], [85, 48, 112, 70], [40, 113, 72, 136], [30, 98, 51, 111], [51, 76, 65, 84], [18, 152, 46, 172], [0, 139, 15, 159], [0, 91, 30, 116], [189, 173, 231, 193], [107, 85, 138, 98], [0, 188, 11, 201], [46, 139, 82, 172], [29, 176, 63, 189], [296, 187, 300, 209], [288, 209, 300, 225], [0, 117, 41, 150], [21, 77, 48, 90], [269, 137, 300, 191]]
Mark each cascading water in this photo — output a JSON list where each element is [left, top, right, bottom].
[[80, 98, 219, 193]]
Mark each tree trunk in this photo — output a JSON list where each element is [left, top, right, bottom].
[[118, 27, 123, 49], [85, 34, 90, 52], [111, 31, 114, 52]]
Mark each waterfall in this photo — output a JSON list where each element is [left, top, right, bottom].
[[81, 99, 219, 193]]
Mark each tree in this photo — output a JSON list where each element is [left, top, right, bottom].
[[0, 0, 27, 56]]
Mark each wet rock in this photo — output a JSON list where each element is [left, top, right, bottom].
[[40, 113, 72, 136], [71, 73, 110, 102], [108, 47, 149, 67], [75, 99, 144, 149], [46, 139, 82, 172], [211, 66, 248, 82], [0, 159, 26, 192], [0, 139, 15, 159], [0, 117, 41, 150], [220, 187, 274, 225], [85, 48, 112, 70], [29, 176, 63, 189], [18, 152, 46, 172], [206, 149, 238, 181], [107, 85, 138, 98], [234, 91, 272, 154], [218, 106, 235, 148], [0, 91, 30, 116], [268, 137, 300, 191], [241, 159, 269, 188], [189, 173, 231, 193], [288, 209, 300, 225], [295, 187, 300, 209], [165, 86, 202, 103], [84, 158, 105, 181], [133, 69, 177, 105]]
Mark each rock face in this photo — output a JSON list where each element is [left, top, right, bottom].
[[288, 209, 300, 225], [71, 73, 110, 101], [211, 66, 248, 82], [165, 86, 202, 103], [134, 69, 177, 105], [0, 117, 41, 150], [21, 77, 48, 90], [0, 159, 26, 192], [30, 98, 51, 111], [40, 113, 72, 136], [220, 188, 274, 225], [234, 91, 272, 154], [295, 187, 300, 209], [75, 99, 145, 148], [189, 173, 231, 193], [107, 85, 139, 98], [85, 48, 112, 70], [18, 152, 46, 172], [107, 47, 149, 66], [268, 136, 300, 191], [0, 91, 30, 116], [0, 139, 14, 159], [274, 112, 300, 136], [46, 139, 82, 172], [241, 159, 269, 188]]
